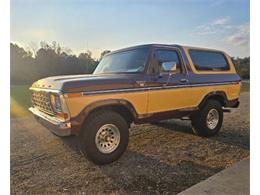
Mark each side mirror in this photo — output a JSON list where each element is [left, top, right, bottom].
[[161, 61, 177, 73]]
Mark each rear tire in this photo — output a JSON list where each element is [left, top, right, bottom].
[[191, 100, 223, 137], [78, 110, 129, 165]]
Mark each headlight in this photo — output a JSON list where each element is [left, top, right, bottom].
[[50, 94, 62, 113], [50, 93, 70, 120]]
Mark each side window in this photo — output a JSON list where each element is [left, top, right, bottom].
[[153, 49, 182, 74], [189, 50, 230, 71]]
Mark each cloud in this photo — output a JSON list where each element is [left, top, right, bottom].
[[211, 17, 230, 25], [225, 23, 249, 46], [195, 17, 231, 35], [192, 17, 249, 48], [197, 25, 216, 35]]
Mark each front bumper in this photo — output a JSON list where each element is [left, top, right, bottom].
[[29, 107, 72, 136]]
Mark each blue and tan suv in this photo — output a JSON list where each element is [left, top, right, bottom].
[[29, 44, 241, 164]]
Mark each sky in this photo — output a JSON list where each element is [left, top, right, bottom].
[[11, 0, 250, 58]]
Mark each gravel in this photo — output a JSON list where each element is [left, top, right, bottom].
[[11, 92, 249, 194]]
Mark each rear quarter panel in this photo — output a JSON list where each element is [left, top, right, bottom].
[[183, 46, 241, 100]]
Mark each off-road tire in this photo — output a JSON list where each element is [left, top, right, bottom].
[[78, 110, 129, 165], [191, 100, 223, 137]]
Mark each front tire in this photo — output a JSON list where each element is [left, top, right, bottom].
[[191, 100, 223, 137], [79, 110, 129, 165]]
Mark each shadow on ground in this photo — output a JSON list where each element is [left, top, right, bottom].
[[99, 150, 223, 194], [59, 124, 225, 194], [155, 119, 250, 150]]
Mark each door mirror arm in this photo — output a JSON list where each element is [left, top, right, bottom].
[[165, 72, 173, 86]]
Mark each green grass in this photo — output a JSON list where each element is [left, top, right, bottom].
[[11, 85, 31, 118]]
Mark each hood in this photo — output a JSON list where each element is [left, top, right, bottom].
[[31, 74, 140, 93]]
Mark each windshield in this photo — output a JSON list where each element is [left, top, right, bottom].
[[94, 47, 150, 74]]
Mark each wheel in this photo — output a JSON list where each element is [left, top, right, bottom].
[[78, 110, 129, 165], [191, 100, 223, 137]]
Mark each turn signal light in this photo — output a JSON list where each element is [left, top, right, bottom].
[[66, 93, 82, 98]]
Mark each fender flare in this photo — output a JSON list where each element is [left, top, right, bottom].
[[198, 91, 228, 108]]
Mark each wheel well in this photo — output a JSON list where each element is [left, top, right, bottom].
[[86, 105, 135, 127], [199, 94, 226, 108]]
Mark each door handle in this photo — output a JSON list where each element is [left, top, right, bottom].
[[180, 78, 188, 83]]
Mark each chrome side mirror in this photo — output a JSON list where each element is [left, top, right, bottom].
[[161, 61, 177, 73], [161, 61, 177, 86]]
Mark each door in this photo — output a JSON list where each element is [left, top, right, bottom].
[[146, 47, 193, 113]]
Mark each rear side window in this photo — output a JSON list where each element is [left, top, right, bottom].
[[189, 50, 229, 71]]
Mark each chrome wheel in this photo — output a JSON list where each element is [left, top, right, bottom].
[[206, 108, 219, 130], [95, 124, 120, 154]]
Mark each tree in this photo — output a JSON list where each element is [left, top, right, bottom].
[[10, 42, 100, 85], [232, 57, 250, 79], [100, 50, 111, 60], [10, 43, 35, 84]]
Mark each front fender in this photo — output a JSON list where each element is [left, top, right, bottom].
[[70, 99, 138, 135]]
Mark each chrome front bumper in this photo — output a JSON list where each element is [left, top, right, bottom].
[[29, 107, 72, 136]]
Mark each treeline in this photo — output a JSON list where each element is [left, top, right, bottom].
[[232, 57, 250, 79], [11, 42, 250, 85], [10, 42, 110, 85]]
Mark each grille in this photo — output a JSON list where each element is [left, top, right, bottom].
[[31, 90, 54, 115]]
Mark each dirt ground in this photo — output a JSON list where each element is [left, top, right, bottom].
[[11, 92, 250, 195]]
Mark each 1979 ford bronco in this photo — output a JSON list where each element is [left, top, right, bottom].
[[29, 44, 241, 164]]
